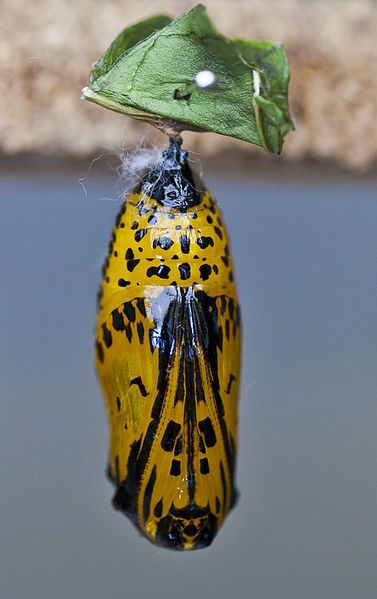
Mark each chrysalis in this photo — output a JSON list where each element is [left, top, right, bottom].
[[95, 138, 241, 549], [85, 3, 293, 550]]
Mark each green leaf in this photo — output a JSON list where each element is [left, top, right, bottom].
[[89, 14, 173, 84], [232, 39, 294, 152], [82, 4, 294, 153]]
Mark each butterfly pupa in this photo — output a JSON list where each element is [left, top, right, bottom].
[[95, 138, 241, 550]]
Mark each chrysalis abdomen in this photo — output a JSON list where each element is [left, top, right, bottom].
[[95, 139, 241, 550]]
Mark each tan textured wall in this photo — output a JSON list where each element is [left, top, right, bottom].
[[1, 0, 376, 171]]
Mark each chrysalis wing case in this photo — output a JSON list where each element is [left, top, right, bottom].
[[95, 139, 241, 550]]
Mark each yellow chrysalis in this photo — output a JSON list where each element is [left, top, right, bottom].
[[95, 139, 241, 549]]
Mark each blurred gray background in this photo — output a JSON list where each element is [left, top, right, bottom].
[[1, 155, 376, 599]]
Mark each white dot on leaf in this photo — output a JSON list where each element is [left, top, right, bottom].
[[195, 70, 216, 89]]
